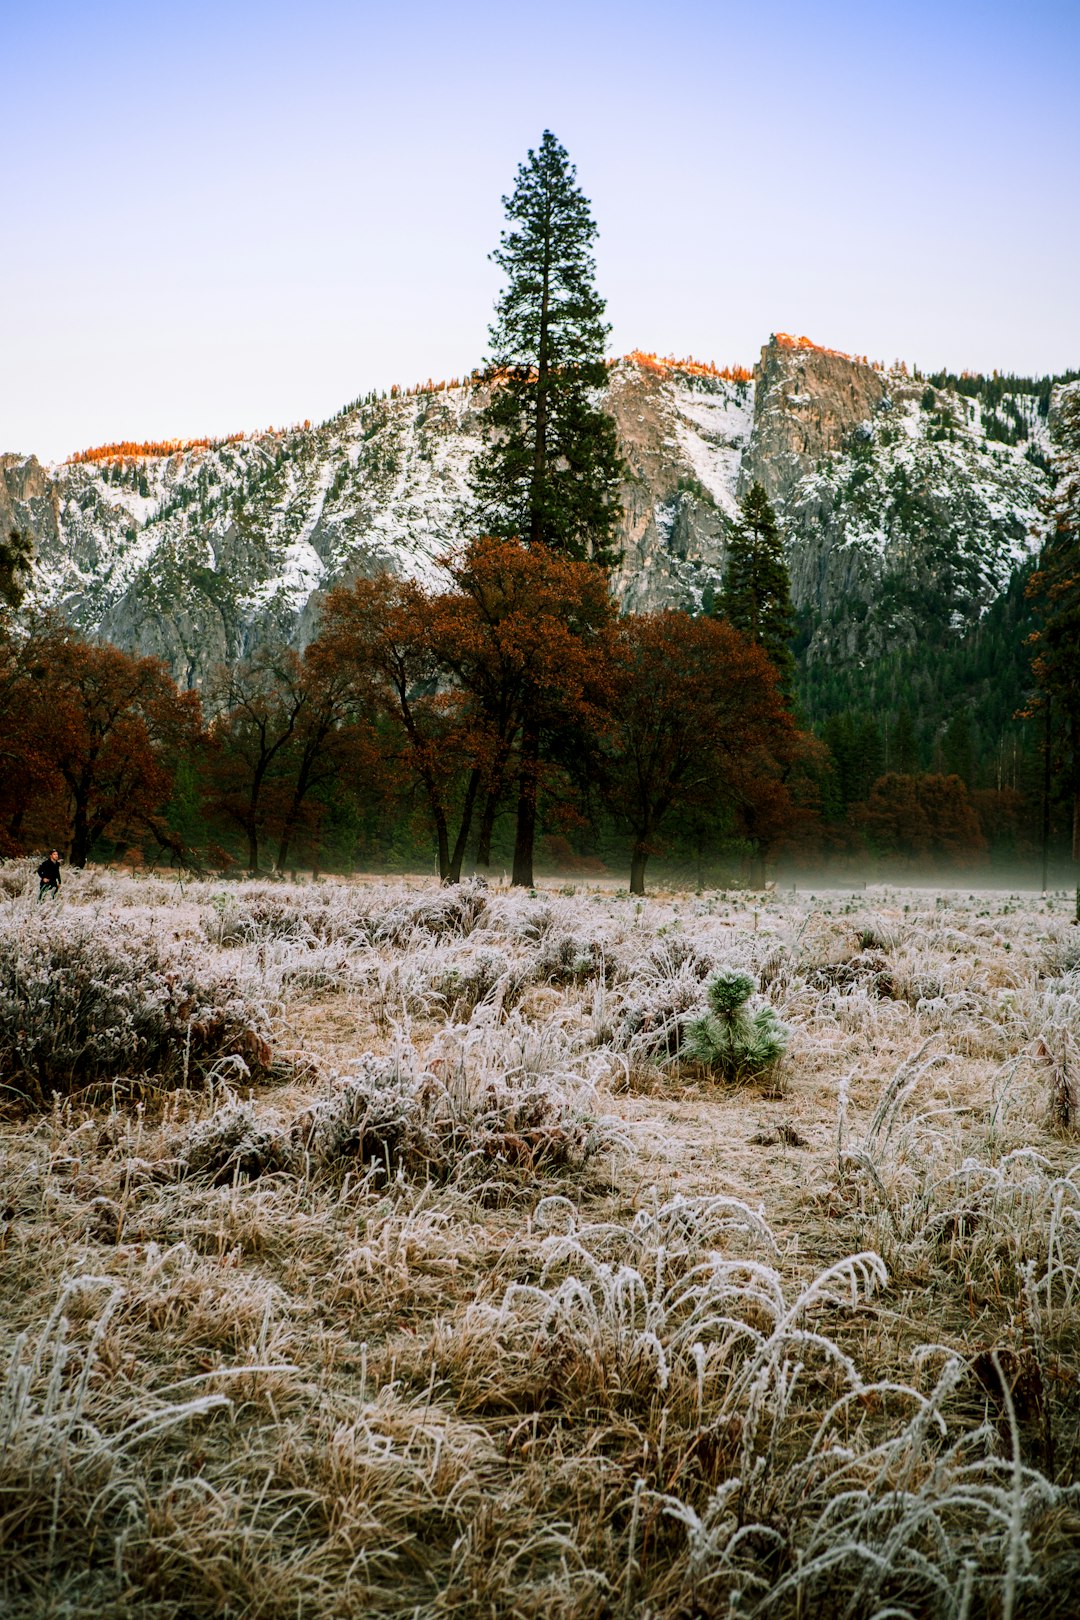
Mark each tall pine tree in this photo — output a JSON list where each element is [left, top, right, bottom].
[[471, 131, 623, 886], [717, 482, 796, 695], [471, 130, 623, 567], [1027, 383, 1080, 861]]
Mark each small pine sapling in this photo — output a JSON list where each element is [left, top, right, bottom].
[[685, 969, 788, 1083]]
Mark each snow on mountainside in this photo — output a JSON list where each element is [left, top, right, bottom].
[[1047, 379, 1080, 545], [0, 340, 1060, 685], [748, 338, 1052, 664]]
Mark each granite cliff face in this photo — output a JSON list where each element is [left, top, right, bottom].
[[743, 336, 1049, 664], [2, 338, 1056, 683], [740, 335, 888, 505], [1047, 378, 1080, 537]]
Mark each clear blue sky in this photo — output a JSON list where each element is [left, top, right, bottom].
[[3, 0, 1078, 460]]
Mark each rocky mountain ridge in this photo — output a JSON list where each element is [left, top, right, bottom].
[[1, 336, 1059, 685]]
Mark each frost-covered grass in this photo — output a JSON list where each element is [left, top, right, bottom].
[[0, 905, 275, 1102], [2, 871, 1080, 1616]]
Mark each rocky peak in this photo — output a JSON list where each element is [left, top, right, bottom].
[[741, 334, 888, 507], [0, 342, 1060, 684]]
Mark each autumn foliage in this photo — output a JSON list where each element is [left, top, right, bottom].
[[0, 618, 201, 865], [0, 538, 1024, 884], [624, 351, 752, 384], [67, 434, 246, 464], [858, 773, 988, 866], [316, 539, 616, 883], [600, 613, 801, 893]]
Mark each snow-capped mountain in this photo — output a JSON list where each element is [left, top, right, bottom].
[[0, 337, 1059, 685]]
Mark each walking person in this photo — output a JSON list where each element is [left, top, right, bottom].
[[37, 849, 62, 902]]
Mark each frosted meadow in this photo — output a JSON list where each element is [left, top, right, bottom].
[[3, 868, 1080, 1618]]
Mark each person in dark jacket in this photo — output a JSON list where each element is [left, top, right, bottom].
[[37, 850, 61, 901]]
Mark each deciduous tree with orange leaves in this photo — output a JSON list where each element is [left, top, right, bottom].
[[444, 537, 615, 885], [315, 576, 483, 882], [34, 628, 202, 867], [316, 539, 615, 884], [859, 772, 986, 866], [0, 614, 65, 852], [599, 611, 803, 894]]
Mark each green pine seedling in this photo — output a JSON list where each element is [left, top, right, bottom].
[[685, 969, 788, 1083]]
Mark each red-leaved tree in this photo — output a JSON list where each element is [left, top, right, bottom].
[[35, 628, 202, 867], [600, 612, 804, 893]]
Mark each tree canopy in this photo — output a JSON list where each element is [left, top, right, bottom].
[[717, 482, 796, 695], [470, 130, 623, 569]]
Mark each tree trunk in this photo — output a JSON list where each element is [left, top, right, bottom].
[[474, 787, 498, 870], [434, 809, 450, 881], [70, 795, 90, 868], [275, 757, 313, 872], [474, 757, 512, 870], [629, 843, 649, 896], [446, 768, 482, 884], [245, 758, 271, 875], [512, 726, 540, 888], [276, 816, 297, 876]]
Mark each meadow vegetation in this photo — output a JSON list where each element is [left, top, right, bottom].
[[2, 867, 1080, 1617]]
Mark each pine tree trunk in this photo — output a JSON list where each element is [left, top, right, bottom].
[[512, 726, 540, 887]]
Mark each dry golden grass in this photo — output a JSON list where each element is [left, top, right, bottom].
[[2, 872, 1080, 1616]]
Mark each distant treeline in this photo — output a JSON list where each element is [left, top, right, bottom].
[[0, 537, 1072, 890]]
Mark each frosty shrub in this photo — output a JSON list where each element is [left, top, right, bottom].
[[1052, 932, 1080, 977], [376, 879, 489, 945], [430, 948, 519, 1018], [532, 931, 614, 988], [0, 861, 28, 899], [609, 936, 728, 1060], [613, 963, 707, 1060], [684, 969, 788, 1083], [177, 1101, 293, 1184], [0, 914, 273, 1103], [292, 1043, 607, 1186], [202, 884, 378, 948], [805, 949, 896, 998]]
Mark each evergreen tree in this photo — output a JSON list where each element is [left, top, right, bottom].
[[941, 708, 974, 786], [819, 711, 884, 812], [893, 704, 919, 774], [717, 483, 796, 694], [0, 528, 33, 610], [470, 130, 623, 567], [470, 131, 623, 887], [1027, 391, 1080, 860]]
